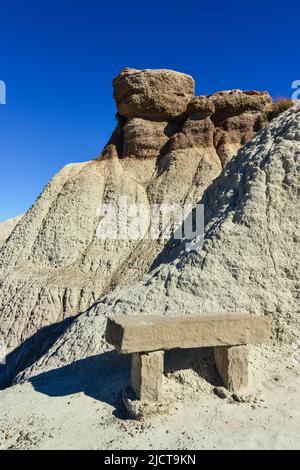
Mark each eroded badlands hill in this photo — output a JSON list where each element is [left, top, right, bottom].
[[4, 105, 299, 387], [0, 68, 273, 348]]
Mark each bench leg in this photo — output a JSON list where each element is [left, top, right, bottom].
[[214, 345, 248, 393], [131, 351, 164, 401]]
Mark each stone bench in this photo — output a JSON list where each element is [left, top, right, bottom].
[[105, 315, 271, 401]]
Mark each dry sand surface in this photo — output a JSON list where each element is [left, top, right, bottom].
[[0, 346, 299, 450]]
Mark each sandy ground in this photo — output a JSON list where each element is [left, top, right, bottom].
[[0, 346, 299, 450]]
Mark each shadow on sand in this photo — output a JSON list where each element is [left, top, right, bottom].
[[29, 351, 131, 418], [29, 347, 221, 418], [0, 315, 79, 390]]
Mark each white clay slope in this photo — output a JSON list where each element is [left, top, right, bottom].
[[0, 215, 23, 246]]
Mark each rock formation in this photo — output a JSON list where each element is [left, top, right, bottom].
[[2, 105, 299, 387], [0, 68, 274, 350], [113, 68, 195, 121]]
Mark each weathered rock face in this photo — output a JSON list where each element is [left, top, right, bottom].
[[0, 215, 22, 246], [7, 105, 299, 386], [210, 90, 272, 167], [115, 70, 273, 168], [214, 112, 268, 167], [0, 67, 276, 352], [113, 68, 195, 121], [186, 96, 215, 119], [209, 89, 273, 125], [122, 118, 176, 159]]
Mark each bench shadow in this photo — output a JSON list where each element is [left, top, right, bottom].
[[29, 348, 222, 419], [29, 352, 131, 419], [0, 314, 79, 390]]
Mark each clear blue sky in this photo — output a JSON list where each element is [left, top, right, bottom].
[[0, 0, 299, 221]]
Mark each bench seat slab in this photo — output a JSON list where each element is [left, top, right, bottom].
[[106, 315, 271, 353]]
